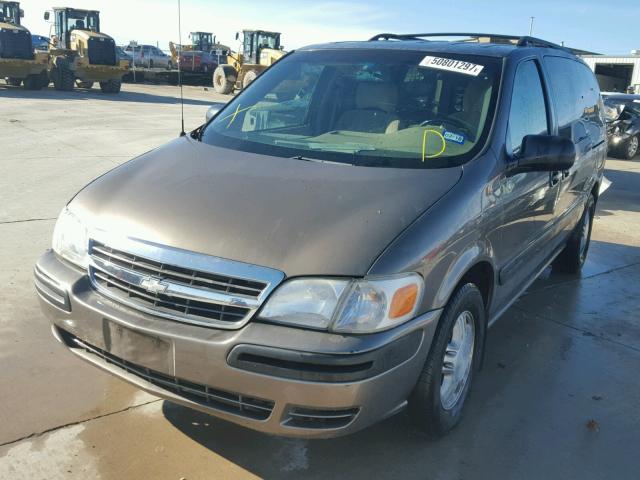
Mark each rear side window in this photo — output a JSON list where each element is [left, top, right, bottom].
[[507, 60, 548, 155], [544, 56, 603, 139]]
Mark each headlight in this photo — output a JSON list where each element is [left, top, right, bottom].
[[259, 273, 424, 333], [52, 206, 89, 269]]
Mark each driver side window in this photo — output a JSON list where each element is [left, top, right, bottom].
[[507, 60, 549, 155]]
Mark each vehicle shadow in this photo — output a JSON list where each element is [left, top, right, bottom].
[[0, 84, 215, 106], [596, 167, 640, 215], [162, 239, 640, 479]]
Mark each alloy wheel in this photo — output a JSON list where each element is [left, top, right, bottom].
[[440, 311, 475, 410]]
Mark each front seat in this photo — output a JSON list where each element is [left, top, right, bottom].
[[75, 19, 85, 29], [450, 78, 493, 141], [336, 82, 400, 133]]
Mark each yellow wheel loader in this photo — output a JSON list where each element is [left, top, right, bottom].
[[0, 2, 49, 90], [213, 30, 285, 95], [44, 7, 128, 93]]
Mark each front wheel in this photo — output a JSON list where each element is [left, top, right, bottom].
[[553, 194, 595, 273], [99, 79, 122, 94], [213, 65, 235, 94], [617, 135, 639, 160], [408, 283, 485, 438]]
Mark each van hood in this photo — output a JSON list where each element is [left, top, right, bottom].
[[72, 137, 462, 277]]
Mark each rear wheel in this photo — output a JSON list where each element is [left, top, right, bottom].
[[7, 77, 22, 87], [52, 58, 75, 91], [23, 74, 44, 90], [76, 80, 94, 89], [99, 79, 122, 94], [614, 135, 639, 160], [242, 69, 257, 90], [213, 65, 235, 94], [408, 283, 485, 438], [553, 194, 595, 273]]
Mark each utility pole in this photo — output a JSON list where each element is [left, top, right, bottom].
[[529, 16, 535, 36]]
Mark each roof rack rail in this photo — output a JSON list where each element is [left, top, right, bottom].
[[368, 32, 569, 52]]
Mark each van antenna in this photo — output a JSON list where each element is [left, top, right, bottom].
[[177, 0, 186, 136]]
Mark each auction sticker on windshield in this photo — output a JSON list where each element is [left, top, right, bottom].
[[420, 56, 484, 76]]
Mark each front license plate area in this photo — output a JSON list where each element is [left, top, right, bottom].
[[102, 320, 173, 374]]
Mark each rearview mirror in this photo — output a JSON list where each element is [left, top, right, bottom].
[[44, 11, 50, 21], [508, 134, 576, 175], [205, 103, 225, 122]]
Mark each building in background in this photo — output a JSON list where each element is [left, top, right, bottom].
[[582, 52, 640, 93]]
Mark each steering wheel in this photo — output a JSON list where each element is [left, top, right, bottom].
[[419, 117, 473, 138]]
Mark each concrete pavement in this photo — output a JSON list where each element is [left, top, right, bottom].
[[1, 82, 639, 479]]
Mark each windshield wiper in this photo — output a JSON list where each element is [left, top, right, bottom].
[[290, 155, 354, 166]]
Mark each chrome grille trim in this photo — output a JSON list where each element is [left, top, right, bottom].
[[87, 234, 285, 329]]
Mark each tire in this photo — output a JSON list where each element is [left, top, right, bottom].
[[553, 194, 595, 273], [52, 58, 74, 91], [76, 80, 94, 89], [614, 135, 639, 160], [213, 65, 235, 94], [242, 69, 258, 90], [7, 77, 22, 87], [99, 79, 122, 94], [408, 283, 485, 438], [23, 74, 43, 90]]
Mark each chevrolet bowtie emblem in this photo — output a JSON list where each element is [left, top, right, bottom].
[[140, 277, 169, 294]]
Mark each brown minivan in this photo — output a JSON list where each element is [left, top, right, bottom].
[[35, 33, 605, 438]]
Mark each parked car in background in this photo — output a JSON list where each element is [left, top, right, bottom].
[[124, 44, 172, 69], [115, 46, 130, 66], [31, 34, 49, 51], [603, 93, 640, 159], [178, 50, 218, 73], [36, 33, 605, 440]]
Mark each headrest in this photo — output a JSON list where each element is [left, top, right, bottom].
[[463, 77, 492, 113], [355, 82, 398, 112]]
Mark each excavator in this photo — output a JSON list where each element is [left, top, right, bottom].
[[44, 7, 128, 92], [0, 1, 49, 89], [213, 29, 285, 94]]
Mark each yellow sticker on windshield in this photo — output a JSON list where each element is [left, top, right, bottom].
[[422, 129, 446, 161]]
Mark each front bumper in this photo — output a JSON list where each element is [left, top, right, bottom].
[[35, 250, 440, 438], [0, 56, 48, 77]]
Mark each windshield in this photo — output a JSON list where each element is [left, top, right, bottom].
[[257, 33, 279, 49], [0, 3, 20, 25], [201, 49, 501, 168], [66, 10, 99, 33]]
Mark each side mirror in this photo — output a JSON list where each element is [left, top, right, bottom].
[[508, 134, 576, 175], [235, 32, 239, 41], [205, 103, 225, 122], [19, 9, 24, 18], [44, 11, 50, 21]]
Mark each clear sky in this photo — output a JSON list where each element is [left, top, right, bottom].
[[20, 0, 640, 55]]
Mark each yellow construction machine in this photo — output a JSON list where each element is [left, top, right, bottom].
[[0, 1, 49, 89], [213, 29, 285, 94], [44, 7, 128, 92]]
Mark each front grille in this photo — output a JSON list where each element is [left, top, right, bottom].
[[284, 407, 360, 429], [87, 37, 116, 66], [88, 239, 281, 328], [66, 332, 274, 420], [0, 29, 33, 60]]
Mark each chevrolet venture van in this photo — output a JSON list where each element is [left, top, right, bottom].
[[35, 33, 606, 438]]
